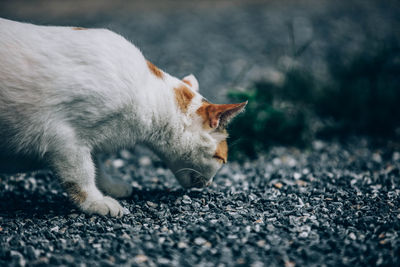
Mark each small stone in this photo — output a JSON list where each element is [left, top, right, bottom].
[[158, 258, 170, 265], [256, 240, 266, 247], [121, 233, 131, 239], [299, 232, 308, 238], [274, 182, 283, 189], [36, 257, 49, 265], [312, 140, 325, 150], [112, 159, 124, 168], [146, 201, 158, 208], [194, 237, 207, 245], [134, 255, 148, 263], [252, 261, 264, 267], [182, 195, 192, 204], [293, 172, 301, 179], [50, 226, 59, 232], [139, 156, 151, 166], [122, 207, 130, 215], [178, 242, 188, 249], [273, 158, 281, 165], [349, 232, 356, 240], [286, 157, 297, 167], [237, 258, 246, 265], [372, 153, 382, 163], [120, 149, 132, 159], [285, 261, 296, 267], [379, 239, 388, 245], [267, 224, 275, 231], [295, 180, 307, 187]]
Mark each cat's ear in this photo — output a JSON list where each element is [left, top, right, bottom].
[[197, 101, 247, 129], [182, 74, 199, 91]]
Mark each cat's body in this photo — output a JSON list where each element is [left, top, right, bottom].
[[0, 18, 246, 217]]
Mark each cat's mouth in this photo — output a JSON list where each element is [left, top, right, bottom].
[[174, 168, 211, 188]]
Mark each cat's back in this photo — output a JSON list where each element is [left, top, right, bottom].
[[0, 17, 142, 59], [0, 18, 149, 156], [0, 18, 146, 95]]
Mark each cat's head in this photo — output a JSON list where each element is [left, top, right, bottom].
[[168, 74, 247, 188]]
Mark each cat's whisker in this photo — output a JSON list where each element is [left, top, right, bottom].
[[175, 168, 203, 176], [174, 168, 206, 182]]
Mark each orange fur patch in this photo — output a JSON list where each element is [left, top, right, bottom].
[[63, 182, 87, 204], [196, 101, 213, 130], [174, 85, 195, 113], [196, 101, 247, 129], [214, 140, 228, 164], [72, 27, 87, 30], [146, 60, 164, 79], [183, 79, 192, 87]]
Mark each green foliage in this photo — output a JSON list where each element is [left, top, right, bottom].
[[227, 82, 309, 160], [316, 40, 400, 136], [228, 38, 400, 160]]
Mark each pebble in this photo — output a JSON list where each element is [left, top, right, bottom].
[[134, 255, 148, 263], [178, 242, 188, 249], [349, 233, 357, 240], [139, 156, 151, 167], [194, 237, 207, 246], [146, 201, 158, 208], [182, 195, 192, 204], [112, 159, 124, 168]]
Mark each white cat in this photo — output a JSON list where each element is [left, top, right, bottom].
[[0, 18, 246, 217]]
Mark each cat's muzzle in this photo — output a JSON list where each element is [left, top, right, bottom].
[[190, 174, 212, 188], [174, 168, 212, 189]]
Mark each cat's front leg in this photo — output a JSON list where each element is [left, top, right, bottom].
[[48, 146, 125, 217], [95, 156, 133, 199]]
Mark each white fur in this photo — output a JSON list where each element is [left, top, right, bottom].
[[183, 74, 199, 91], [0, 18, 224, 217]]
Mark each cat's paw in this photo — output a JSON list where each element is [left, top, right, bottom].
[[81, 196, 126, 217]]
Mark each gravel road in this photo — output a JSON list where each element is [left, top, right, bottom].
[[1, 139, 400, 266], [0, 1, 399, 266]]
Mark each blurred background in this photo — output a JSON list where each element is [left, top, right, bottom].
[[1, 0, 399, 160]]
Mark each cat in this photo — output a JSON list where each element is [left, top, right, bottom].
[[0, 18, 246, 217]]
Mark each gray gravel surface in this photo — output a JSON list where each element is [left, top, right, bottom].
[[1, 1, 399, 266], [1, 140, 400, 266]]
